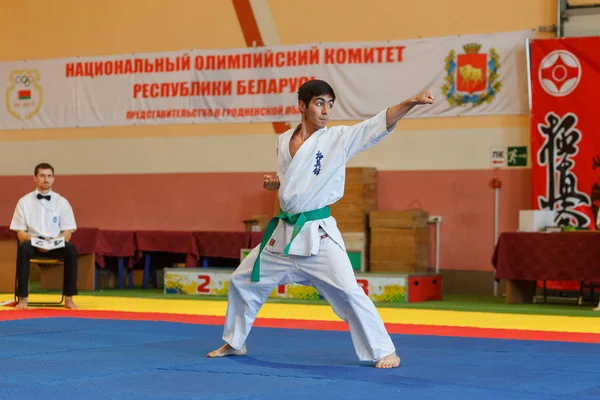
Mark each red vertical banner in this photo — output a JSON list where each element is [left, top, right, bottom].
[[531, 37, 600, 229]]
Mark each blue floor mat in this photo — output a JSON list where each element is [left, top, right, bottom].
[[0, 317, 599, 400]]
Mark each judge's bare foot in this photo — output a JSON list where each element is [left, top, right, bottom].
[[15, 297, 28, 310], [375, 352, 401, 369], [64, 297, 78, 310], [207, 343, 247, 358]]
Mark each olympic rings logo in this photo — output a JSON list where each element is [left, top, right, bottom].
[[14, 75, 35, 86]]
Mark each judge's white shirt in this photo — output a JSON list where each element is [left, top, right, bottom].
[[267, 109, 397, 256], [10, 190, 77, 238]]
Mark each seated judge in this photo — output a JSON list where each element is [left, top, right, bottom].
[[10, 163, 78, 309]]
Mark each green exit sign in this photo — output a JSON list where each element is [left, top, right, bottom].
[[507, 146, 527, 167]]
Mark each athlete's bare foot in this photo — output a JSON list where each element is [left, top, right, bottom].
[[64, 297, 78, 310], [593, 305, 600, 312], [14, 297, 28, 310], [375, 352, 401, 369], [207, 343, 247, 358]]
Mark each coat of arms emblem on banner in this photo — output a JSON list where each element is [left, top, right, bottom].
[[6, 69, 43, 120], [441, 43, 501, 106]]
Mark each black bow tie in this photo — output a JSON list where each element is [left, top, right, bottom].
[[37, 194, 51, 201]]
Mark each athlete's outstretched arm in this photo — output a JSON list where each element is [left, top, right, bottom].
[[385, 90, 435, 129]]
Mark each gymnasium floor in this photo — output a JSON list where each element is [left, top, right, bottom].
[[1, 291, 599, 399]]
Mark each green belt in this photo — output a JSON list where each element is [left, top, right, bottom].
[[251, 206, 331, 282]]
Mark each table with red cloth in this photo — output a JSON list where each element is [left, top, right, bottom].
[[249, 232, 264, 248], [135, 230, 200, 288], [194, 231, 257, 260], [0, 226, 16, 241], [94, 230, 137, 267], [2, 226, 254, 267], [1, 225, 265, 290], [93, 229, 137, 289], [0, 226, 115, 261], [135, 230, 199, 267], [70, 228, 113, 266], [492, 232, 600, 303]]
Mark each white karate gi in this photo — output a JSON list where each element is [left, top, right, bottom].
[[222, 109, 397, 362]]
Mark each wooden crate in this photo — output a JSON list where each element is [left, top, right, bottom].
[[273, 167, 376, 233], [273, 168, 376, 266], [243, 215, 270, 232], [369, 210, 429, 273], [330, 167, 377, 232], [341, 232, 367, 272], [370, 210, 428, 229], [96, 268, 117, 289]]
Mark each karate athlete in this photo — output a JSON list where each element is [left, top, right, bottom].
[[208, 79, 434, 368]]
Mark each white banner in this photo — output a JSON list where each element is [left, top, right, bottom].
[[0, 30, 533, 129]]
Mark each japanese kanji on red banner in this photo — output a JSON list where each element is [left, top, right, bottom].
[[530, 36, 600, 291], [531, 36, 600, 230]]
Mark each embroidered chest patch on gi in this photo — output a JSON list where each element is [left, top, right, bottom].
[[313, 151, 324, 175], [52, 216, 58, 224], [268, 238, 276, 246]]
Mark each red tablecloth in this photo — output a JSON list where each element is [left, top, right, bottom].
[[194, 231, 252, 259], [493, 232, 600, 281], [97, 230, 136, 258], [250, 232, 264, 248], [1, 225, 258, 267], [0, 226, 16, 241], [71, 228, 112, 255], [0, 226, 113, 264], [90, 229, 137, 267], [136, 230, 199, 267]]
